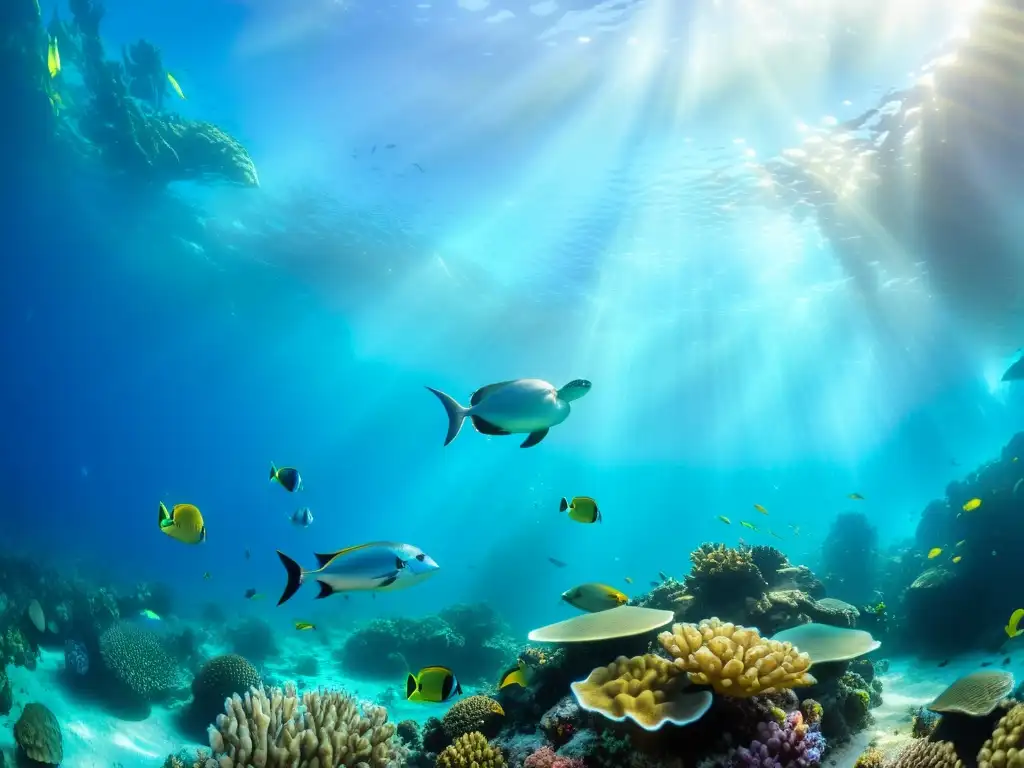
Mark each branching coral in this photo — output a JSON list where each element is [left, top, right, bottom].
[[977, 702, 1024, 768], [730, 710, 825, 767], [741, 545, 791, 587], [658, 618, 816, 698], [436, 731, 505, 768], [208, 682, 402, 767], [99, 621, 181, 700], [441, 695, 506, 741], [684, 544, 769, 614]]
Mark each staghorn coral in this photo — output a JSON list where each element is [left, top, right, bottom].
[[658, 618, 816, 697], [99, 621, 181, 700], [569, 654, 712, 731], [14, 703, 63, 765], [977, 702, 1024, 768], [436, 731, 505, 768], [441, 695, 506, 741], [208, 682, 403, 767]]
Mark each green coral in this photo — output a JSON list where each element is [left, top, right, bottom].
[[99, 621, 181, 700]]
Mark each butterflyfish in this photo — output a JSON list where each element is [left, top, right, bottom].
[[406, 666, 463, 703], [548, 556, 568, 568], [849, 493, 865, 500], [270, 462, 303, 492], [561, 583, 629, 613], [276, 541, 439, 605], [158, 502, 206, 545], [927, 547, 943, 559], [963, 498, 982, 512], [753, 504, 768, 515], [167, 72, 186, 99], [47, 36, 60, 78], [294, 621, 316, 631], [717, 515, 731, 525], [498, 661, 529, 689], [1006, 608, 1024, 638], [559, 496, 601, 523]]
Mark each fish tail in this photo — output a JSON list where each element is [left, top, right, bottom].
[[559, 497, 568, 512], [406, 673, 418, 700], [269, 462, 278, 482], [424, 387, 468, 446], [276, 550, 304, 606]]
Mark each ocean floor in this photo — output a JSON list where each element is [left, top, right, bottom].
[[0, 642, 1020, 767]]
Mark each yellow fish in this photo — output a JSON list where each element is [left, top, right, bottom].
[[1005, 608, 1024, 638], [167, 72, 186, 100], [717, 515, 731, 525], [963, 498, 982, 512], [561, 583, 628, 613], [158, 502, 206, 545], [294, 622, 316, 631], [955, 540, 966, 548], [559, 496, 601, 524], [498, 661, 529, 690], [753, 504, 768, 515], [849, 493, 865, 501], [673, 594, 695, 603], [927, 547, 943, 559], [47, 36, 60, 78], [406, 666, 463, 703], [740, 521, 758, 531], [952, 556, 962, 564]]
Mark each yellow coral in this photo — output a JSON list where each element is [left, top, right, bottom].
[[854, 747, 885, 768], [978, 702, 1024, 768], [569, 654, 712, 731], [436, 731, 505, 768], [441, 695, 505, 741], [657, 617, 815, 698]]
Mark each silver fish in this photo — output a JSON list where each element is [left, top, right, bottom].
[[290, 507, 314, 527]]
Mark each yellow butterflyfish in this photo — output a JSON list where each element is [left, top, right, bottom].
[[1005, 608, 1024, 638], [167, 72, 186, 100], [927, 547, 942, 559], [848, 492, 865, 500], [47, 36, 61, 78], [963, 498, 982, 512]]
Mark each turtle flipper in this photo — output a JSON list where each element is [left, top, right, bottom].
[[520, 429, 549, 448]]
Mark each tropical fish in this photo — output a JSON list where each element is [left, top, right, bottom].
[[956, 540, 966, 548], [245, 549, 251, 560], [927, 547, 943, 559], [740, 521, 758, 531], [624, 577, 633, 584], [717, 515, 731, 525], [425, 378, 592, 448], [559, 496, 601, 523], [849, 493, 865, 500], [952, 556, 962, 564], [963, 498, 982, 512], [47, 36, 60, 78], [406, 666, 463, 703], [548, 557, 567, 568], [138, 609, 161, 622], [1006, 608, 1024, 638], [769, 530, 784, 540], [244, 588, 264, 600], [290, 507, 314, 527], [673, 594, 695, 603], [270, 463, 303, 492], [167, 72, 186, 99], [203, 572, 212, 580], [158, 502, 206, 545], [938, 659, 950, 667], [753, 504, 768, 515], [498, 661, 529, 689], [276, 542, 439, 605], [294, 621, 316, 631], [658, 571, 669, 582], [561, 583, 629, 613]]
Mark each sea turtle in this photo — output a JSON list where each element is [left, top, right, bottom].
[[425, 378, 592, 448]]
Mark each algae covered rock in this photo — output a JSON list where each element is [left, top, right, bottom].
[[14, 703, 63, 765]]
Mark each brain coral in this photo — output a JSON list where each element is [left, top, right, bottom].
[[569, 654, 712, 731], [658, 617, 815, 697], [14, 702, 63, 765], [436, 731, 506, 768], [977, 702, 1024, 768], [191, 653, 262, 719], [441, 695, 506, 741], [99, 622, 181, 699]]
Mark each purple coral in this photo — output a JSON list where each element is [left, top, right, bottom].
[[64, 639, 89, 675], [730, 711, 825, 768]]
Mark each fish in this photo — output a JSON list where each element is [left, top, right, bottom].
[[498, 661, 529, 689], [276, 542, 440, 605], [412, 162, 424, 172], [290, 507, 314, 527], [674, 594, 695, 603], [849, 493, 865, 500], [138, 609, 161, 622], [559, 496, 601, 523], [548, 557, 567, 568], [963, 498, 982, 512], [47, 36, 60, 78], [244, 588, 264, 600], [788, 524, 800, 535], [158, 502, 206, 545], [407, 666, 463, 703], [1003, 657, 1012, 666], [561, 583, 629, 613], [1005, 608, 1024, 638], [294, 622, 316, 631], [245, 549, 251, 560], [167, 72, 186, 99], [649, 581, 660, 587], [270, 463, 303, 492], [717, 515, 731, 525], [624, 577, 633, 584], [203, 572, 212, 580], [938, 659, 950, 667], [769, 530, 784, 540], [658, 571, 670, 582], [425, 378, 592, 448], [981, 661, 993, 667], [952, 556, 962, 564], [927, 547, 943, 559], [740, 521, 758, 531], [753, 504, 769, 515], [385, 143, 396, 149], [956, 540, 966, 548], [1001, 354, 1024, 381]]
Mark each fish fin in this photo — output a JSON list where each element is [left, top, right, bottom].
[[470, 415, 510, 435], [406, 673, 418, 699], [559, 497, 568, 512], [269, 462, 278, 481], [469, 381, 517, 406], [456, 680, 463, 695], [425, 386, 469, 446], [200, 525, 207, 543], [313, 542, 378, 568], [158, 501, 172, 528], [520, 429, 549, 448], [276, 551, 305, 606], [378, 573, 400, 587], [395, 556, 406, 570], [315, 580, 335, 599], [597, 508, 602, 523]]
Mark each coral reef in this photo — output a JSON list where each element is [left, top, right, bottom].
[[928, 671, 1015, 716], [887, 739, 963, 767], [730, 710, 825, 767], [64, 637, 90, 675], [188, 653, 263, 726], [98, 621, 182, 702], [822, 512, 878, 606], [977, 702, 1024, 768], [14, 702, 63, 765], [0, 667, 11, 716], [442, 695, 506, 741], [684, 544, 769, 620], [436, 731, 505, 768]]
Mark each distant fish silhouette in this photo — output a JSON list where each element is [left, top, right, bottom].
[[385, 143, 396, 149], [1002, 354, 1024, 381], [413, 163, 424, 173], [548, 557, 567, 568]]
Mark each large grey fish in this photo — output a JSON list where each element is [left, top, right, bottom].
[[425, 378, 592, 448]]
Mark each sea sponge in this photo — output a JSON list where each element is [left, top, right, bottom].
[[658, 617, 815, 697], [977, 702, 1024, 768], [442, 695, 506, 741], [928, 671, 1015, 716], [191, 653, 262, 719], [208, 682, 401, 767], [436, 731, 505, 768], [14, 702, 63, 765], [888, 739, 963, 768], [569, 654, 712, 731], [99, 621, 181, 699]]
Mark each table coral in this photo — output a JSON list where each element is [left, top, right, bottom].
[[658, 618, 816, 697]]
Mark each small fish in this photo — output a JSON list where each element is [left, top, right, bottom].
[[47, 36, 61, 78], [561, 583, 629, 613], [938, 659, 950, 667], [769, 530, 784, 540], [294, 622, 316, 631], [371, 145, 377, 154], [956, 540, 966, 548], [244, 588, 264, 600], [740, 521, 758, 531], [498, 661, 529, 689], [270, 463, 303, 492], [385, 143, 396, 149], [167, 72, 186, 99], [649, 581, 660, 587], [963, 498, 982, 512], [981, 661, 993, 667], [413, 162, 424, 172], [624, 577, 633, 584], [788, 524, 800, 535], [548, 557, 567, 568], [290, 507, 314, 527], [952, 556, 962, 564], [1005, 608, 1024, 638], [245, 549, 251, 560], [138, 609, 161, 622], [658, 571, 669, 582], [753, 504, 769, 515], [1003, 657, 1012, 666], [559, 496, 601, 523], [717, 515, 731, 525], [158, 502, 207, 545], [406, 666, 463, 703], [849, 493, 865, 500], [927, 547, 943, 559], [674, 594, 695, 603], [203, 572, 212, 580]]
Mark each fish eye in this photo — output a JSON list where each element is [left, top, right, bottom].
[[416, 554, 426, 561]]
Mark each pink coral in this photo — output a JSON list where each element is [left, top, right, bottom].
[[523, 747, 586, 768]]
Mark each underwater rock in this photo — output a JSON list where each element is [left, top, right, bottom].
[[14, 702, 63, 766], [0, 667, 11, 716]]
